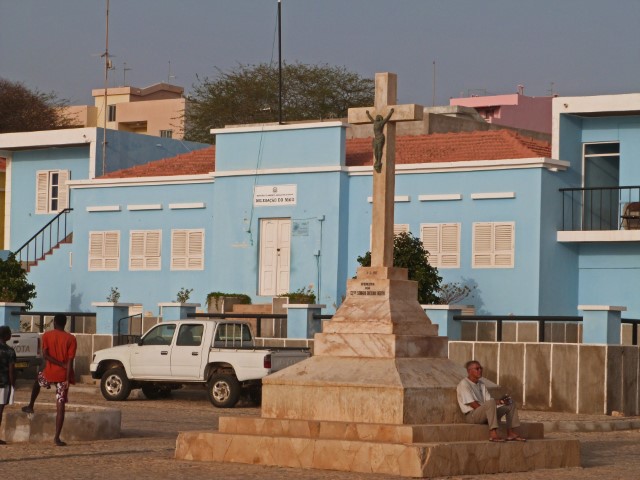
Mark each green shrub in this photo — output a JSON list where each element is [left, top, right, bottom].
[[0, 254, 36, 310], [357, 231, 441, 304], [205, 292, 252, 310]]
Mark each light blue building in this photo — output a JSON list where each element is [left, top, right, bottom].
[[2, 93, 639, 318]]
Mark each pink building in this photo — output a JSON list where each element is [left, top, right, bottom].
[[450, 87, 552, 134]]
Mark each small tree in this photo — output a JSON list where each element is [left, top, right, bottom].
[[0, 78, 72, 133], [357, 232, 442, 304], [0, 254, 37, 309], [437, 282, 476, 305]]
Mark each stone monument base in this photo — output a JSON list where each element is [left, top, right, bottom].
[[175, 418, 580, 477], [175, 266, 580, 476]]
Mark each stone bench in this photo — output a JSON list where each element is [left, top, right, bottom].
[[1, 402, 121, 443]]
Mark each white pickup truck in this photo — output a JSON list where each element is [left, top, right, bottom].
[[8, 332, 42, 373], [90, 320, 310, 408]]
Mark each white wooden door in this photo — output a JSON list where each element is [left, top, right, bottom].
[[259, 218, 291, 296]]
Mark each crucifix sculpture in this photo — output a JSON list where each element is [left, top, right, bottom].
[[348, 73, 423, 269]]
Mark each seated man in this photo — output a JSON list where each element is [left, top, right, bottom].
[[456, 360, 526, 442]]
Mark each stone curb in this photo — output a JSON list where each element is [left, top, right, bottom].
[[543, 419, 640, 433]]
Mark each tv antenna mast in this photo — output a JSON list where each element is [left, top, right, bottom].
[[101, 0, 111, 176], [123, 62, 132, 86], [167, 60, 176, 84]]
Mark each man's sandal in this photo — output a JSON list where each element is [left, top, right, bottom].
[[489, 437, 505, 442]]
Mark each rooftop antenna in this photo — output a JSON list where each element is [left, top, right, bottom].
[[101, 0, 110, 176], [277, 0, 283, 124], [167, 60, 176, 84], [432, 60, 436, 107], [123, 62, 132, 86]]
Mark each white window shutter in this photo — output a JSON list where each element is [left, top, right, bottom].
[[421, 223, 460, 268], [171, 230, 188, 270], [440, 223, 460, 268], [187, 230, 204, 270], [88, 232, 105, 270], [473, 222, 514, 268], [473, 223, 493, 268], [104, 231, 120, 271], [494, 223, 514, 267], [421, 225, 440, 265], [36, 171, 49, 214], [129, 232, 146, 270], [394, 224, 410, 236], [145, 231, 161, 270], [57, 170, 70, 210]]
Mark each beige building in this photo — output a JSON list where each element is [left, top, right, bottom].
[[65, 83, 187, 139]]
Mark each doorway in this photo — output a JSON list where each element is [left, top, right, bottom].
[[259, 218, 291, 296]]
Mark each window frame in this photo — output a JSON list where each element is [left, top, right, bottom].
[[472, 222, 515, 269], [88, 230, 121, 271], [420, 223, 461, 269], [170, 229, 204, 271], [36, 169, 69, 214], [129, 230, 162, 271], [107, 104, 117, 122]]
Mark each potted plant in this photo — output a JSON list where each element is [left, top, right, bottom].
[[205, 292, 251, 314], [106, 286, 121, 303], [176, 287, 194, 304], [278, 286, 316, 304]]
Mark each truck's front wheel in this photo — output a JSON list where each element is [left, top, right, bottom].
[[207, 374, 240, 408], [100, 368, 132, 401]]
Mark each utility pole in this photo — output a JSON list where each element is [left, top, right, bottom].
[[278, 0, 283, 124]]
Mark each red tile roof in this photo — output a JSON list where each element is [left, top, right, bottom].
[[346, 130, 551, 167], [100, 146, 215, 178], [100, 130, 550, 179]]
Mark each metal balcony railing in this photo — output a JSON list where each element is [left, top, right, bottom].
[[560, 186, 640, 231]]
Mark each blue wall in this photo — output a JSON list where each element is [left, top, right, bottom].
[[215, 125, 345, 171], [9, 146, 89, 249], [63, 181, 215, 313], [578, 243, 640, 317]]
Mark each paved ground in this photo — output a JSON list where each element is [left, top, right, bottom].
[[2, 381, 640, 480]]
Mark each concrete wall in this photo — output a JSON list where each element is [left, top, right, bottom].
[[450, 341, 640, 415]]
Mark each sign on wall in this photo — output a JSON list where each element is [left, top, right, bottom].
[[253, 184, 297, 207]]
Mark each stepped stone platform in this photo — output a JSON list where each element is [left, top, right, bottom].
[[177, 420, 577, 477], [1, 402, 121, 443], [175, 266, 580, 477]]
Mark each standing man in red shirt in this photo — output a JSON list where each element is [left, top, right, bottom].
[[22, 314, 77, 447]]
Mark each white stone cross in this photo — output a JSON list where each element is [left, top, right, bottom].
[[348, 72, 423, 268]]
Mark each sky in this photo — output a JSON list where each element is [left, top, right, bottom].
[[1, 0, 640, 107]]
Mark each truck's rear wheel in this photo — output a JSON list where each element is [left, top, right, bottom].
[[100, 368, 132, 401], [207, 374, 240, 408]]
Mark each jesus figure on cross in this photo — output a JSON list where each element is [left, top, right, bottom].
[[366, 108, 394, 173]]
